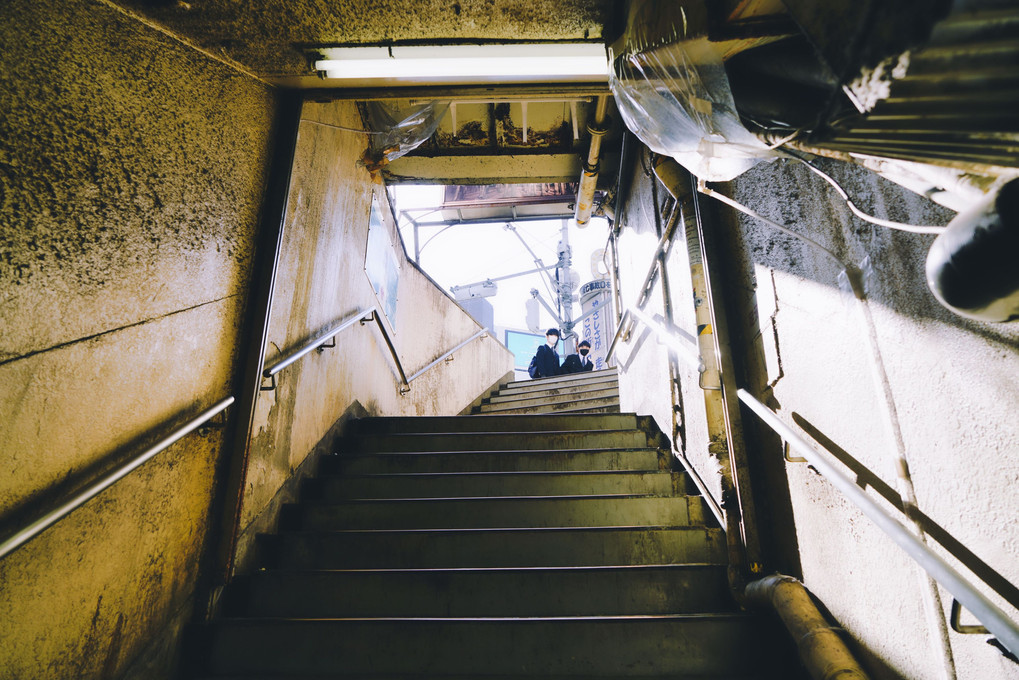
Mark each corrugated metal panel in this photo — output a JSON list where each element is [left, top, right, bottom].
[[818, 7, 1019, 170]]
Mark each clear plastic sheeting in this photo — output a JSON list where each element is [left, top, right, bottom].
[[361, 100, 450, 179], [609, 0, 776, 182]]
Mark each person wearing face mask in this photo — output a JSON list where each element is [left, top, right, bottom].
[[527, 328, 562, 379], [561, 339, 595, 374]]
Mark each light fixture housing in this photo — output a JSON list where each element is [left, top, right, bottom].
[[313, 43, 609, 85]]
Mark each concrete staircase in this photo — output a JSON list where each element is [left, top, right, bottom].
[[191, 390, 797, 677], [473, 367, 620, 415]]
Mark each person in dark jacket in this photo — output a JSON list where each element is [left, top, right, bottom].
[[528, 328, 561, 379], [561, 339, 595, 374]]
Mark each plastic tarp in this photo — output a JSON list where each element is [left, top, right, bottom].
[[361, 100, 450, 178], [609, 0, 776, 182]]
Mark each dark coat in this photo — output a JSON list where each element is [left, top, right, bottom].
[[529, 343, 561, 379], [561, 353, 595, 374]]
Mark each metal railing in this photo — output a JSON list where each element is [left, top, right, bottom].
[[606, 305, 704, 374], [738, 388, 1019, 658], [260, 306, 410, 393], [407, 328, 489, 383], [0, 397, 236, 560], [261, 307, 378, 389], [1, 307, 491, 562], [262, 306, 490, 395]]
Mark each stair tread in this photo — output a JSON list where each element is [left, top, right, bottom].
[[248, 563, 726, 574], [356, 413, 636, 432], [199, 677, 775, 679], [196, 402, 799, 677], [349, 430, 646, 453], [230, 564, 734, 618], [203, 616, 779, 676], [328, 449, 665, 474], [292, 495, 711, 531], [215, 613, 753, 622], [335, 446, 658, 456]]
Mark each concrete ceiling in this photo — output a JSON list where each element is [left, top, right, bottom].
[[116, 0, 624, 84]]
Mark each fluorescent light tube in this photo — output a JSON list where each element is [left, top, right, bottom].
[[314, 44, 608, 81]]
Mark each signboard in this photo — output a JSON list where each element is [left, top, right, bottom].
[[579, 280, 612, 370], [364, 193, 400, 330], [505, 329, 560, 371]]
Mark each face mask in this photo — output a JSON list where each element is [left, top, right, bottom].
[[579, 348, 589, 356], [547, 336, 558, 346]]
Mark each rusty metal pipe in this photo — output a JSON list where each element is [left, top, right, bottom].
[[575, 95, 610, 227], [744, 574, 871, 680]]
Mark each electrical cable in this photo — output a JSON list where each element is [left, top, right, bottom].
[[780, 151, 947, 234], [696, 179, 848, 270], [301, 119, 386, 134]]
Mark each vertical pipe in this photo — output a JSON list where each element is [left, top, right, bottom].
[[575, 95, 610, 226], [854, 293, 958, 680], [745, 575, 871, 680], [413, 220, 420, 263], [608, 230, 624, 329], [654, 157, 765, 579]]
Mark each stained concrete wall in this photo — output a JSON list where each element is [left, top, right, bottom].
[[614, 150, 1019, 679], [232, 99, 515, 568], [0, 3, 513, 680], [0, 0, 276, 678]]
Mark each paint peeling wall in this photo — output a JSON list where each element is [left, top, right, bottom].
[[0, 0, 276, 678], [233, 98, 515, 569], [615, 147, 1019, 679]]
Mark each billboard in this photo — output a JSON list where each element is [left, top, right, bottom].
[[505, 329, 560, 372]]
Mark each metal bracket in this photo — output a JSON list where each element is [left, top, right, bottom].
[[783, 441, 808, 463], [951, 598, 989, 634], [197, 409, 230, 436], [316, 336, 336, 353], [259, 373, 277, 392]]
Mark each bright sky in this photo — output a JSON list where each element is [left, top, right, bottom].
[[389, 185, 612, 334]]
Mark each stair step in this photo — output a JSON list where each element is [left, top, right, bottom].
[[479, 395, 620, 415], [291, 495, 710, 530], [497, 376, 619, 399], [485, 386, 620, 407], [348, 429, 646, 452], [325, 448, 665, 475], [232, 564, 734, 618], [502, 368, 618, 390], [264, 526, 726, 569], [203, 616, 775, 677], [314, 470, 690, 499], [352, 413, 636, 433], [198, 675, 774, 680]]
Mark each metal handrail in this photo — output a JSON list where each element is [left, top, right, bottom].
[[605, 305, 703, 373], [604, 307, 633, 363], [0, 313, 490, 561], [362, 310, 411, 394], [260, 305, 490, 396], [738, 388, 1019, 657], [406, 328, 489, 383], [0, 397, 236, 561], [263, 307, 377, 381]]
